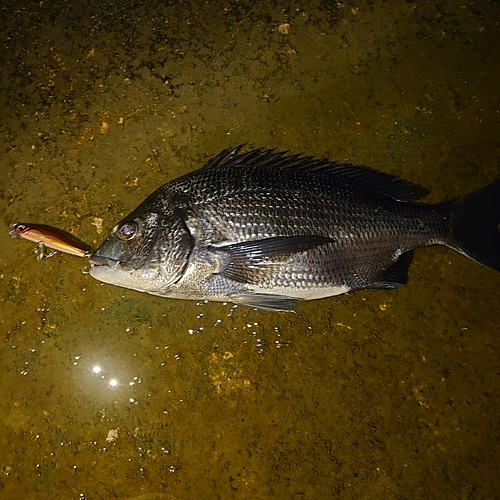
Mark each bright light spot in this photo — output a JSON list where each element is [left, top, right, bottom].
[[92, 365, 101, 374], [109, 379, 117, 387]]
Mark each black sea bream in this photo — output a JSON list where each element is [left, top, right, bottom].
[[89, 147, 500, 311]]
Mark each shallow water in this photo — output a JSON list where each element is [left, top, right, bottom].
[[1, 1, 499, 498]]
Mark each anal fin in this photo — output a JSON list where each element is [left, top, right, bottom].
[[367, 250, 414, 290]]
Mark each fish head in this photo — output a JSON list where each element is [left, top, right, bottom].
[[89, 209, 194, 294]]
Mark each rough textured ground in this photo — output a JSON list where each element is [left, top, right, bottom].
[[1, 0, 499, 498]]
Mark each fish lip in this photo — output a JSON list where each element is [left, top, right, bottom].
[[89, 254, 120, 267]]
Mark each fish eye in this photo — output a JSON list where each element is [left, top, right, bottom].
[[117, 221, 138, 241], [15, 224, 26, 233]]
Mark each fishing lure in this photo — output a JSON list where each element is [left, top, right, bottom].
[[9, 223, 93, 261]]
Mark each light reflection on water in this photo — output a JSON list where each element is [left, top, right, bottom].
[[28, 298, 297, 414]]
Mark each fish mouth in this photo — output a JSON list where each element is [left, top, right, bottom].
[[89, 254, 120, 268]]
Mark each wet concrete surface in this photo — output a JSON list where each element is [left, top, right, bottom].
[[1, 0, 500, 498]]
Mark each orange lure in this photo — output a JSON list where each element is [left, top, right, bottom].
[[9, 223, 93, 258]]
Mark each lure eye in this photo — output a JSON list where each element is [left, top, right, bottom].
[[117, 221, 137, 241], [14, 224, 27, 233]]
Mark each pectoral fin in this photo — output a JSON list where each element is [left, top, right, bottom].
[[214, 235, 333, 284]]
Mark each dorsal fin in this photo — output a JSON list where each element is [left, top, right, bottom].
[[202, 146, 427, 202]]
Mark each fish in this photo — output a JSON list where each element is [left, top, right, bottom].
[[9, 223, 94, 260], [89, 146, 500, 311]]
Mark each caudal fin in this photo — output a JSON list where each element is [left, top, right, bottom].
[[446, 180, 500, 272]]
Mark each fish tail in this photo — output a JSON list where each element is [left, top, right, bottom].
[[445, 179, 500, 272]]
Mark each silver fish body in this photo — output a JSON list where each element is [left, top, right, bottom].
[[89, 147, 500, 311]]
